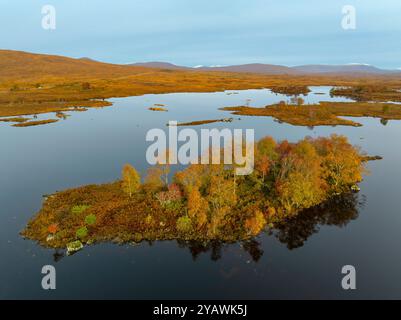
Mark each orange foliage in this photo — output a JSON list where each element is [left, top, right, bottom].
[[245, 210, 267, 236], [47, 224, 58, 235]]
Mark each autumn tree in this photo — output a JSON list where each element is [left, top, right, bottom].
[[275, 140, 326, 213], [313, 135, 364, 194], [174, 164, 209, 228], [245, 210, 266, 236], [121, 164, 141, 197], [174, 164, 205, 194], [207, 170, 236, 236], [143, 166, 164, 192], [255, 136, 278, 181], [187, 187, 208, 229], [154, 149, 172, 187]]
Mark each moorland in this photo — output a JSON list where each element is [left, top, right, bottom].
[[2, 49, 401, 127]]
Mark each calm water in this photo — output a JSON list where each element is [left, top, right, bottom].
[[1, 87, 401, 299]]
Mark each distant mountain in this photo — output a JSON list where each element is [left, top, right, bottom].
[[128, 62, 297, 74], [292, 64, 397, 74], [128, 62, 190, 70], [198, 63, 298, 75], [127, 61, 400, 75], [1, 50, 399, 81]]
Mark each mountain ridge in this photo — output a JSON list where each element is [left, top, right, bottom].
[[130, 61, 400, 75], [1, 49, 399, 79]]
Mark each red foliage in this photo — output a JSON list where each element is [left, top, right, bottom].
[[168, 183, 183, 199], [47, 223, 58, 234]]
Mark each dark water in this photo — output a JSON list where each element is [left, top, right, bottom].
[[1, 87, 401, 299]]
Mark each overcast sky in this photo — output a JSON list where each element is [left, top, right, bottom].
[[1, 0, 400, 68]]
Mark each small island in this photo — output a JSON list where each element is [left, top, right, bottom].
[[22, 134, 370, 254], [173, 118, 234, 126], [270, 85, 311, 96], [12, 119, 59, 127], [221, 101, 401, 127], [149, 107, 168, 112]]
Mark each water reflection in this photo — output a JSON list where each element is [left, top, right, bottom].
[[177, 239, 264, 262], [52, 249, 65, 262], [50, 193, 364, 263], [175, 193, 365, 260], [273, 193, 365, 250]]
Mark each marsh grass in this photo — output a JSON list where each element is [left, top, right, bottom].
[[12, 119, 59, 127], [222, 101, 401, 127]]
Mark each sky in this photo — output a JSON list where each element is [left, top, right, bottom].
[[0, 0, 400, 68]]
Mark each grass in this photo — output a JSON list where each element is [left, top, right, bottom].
[[221, 101, 401, 127]]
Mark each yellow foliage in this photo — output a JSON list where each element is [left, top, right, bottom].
[[121, 164, 141, 197], [245, 211, 267, 236]]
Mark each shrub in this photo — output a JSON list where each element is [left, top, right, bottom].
[[10, 84, 19, 92], [76, 226, 88, 239], [133, 233, 143, 243], [81, 82, 91, 90], [85, 214, 97, 226], [245, 210, 267, 236], [156, 188, 182, 206], [266, 207, 276, 218], [71, 205, 90, 215], [176, 216, 192, 234], [278, 100, 287, 107], [145, 215, 154, 226], [47, 224, 58, 235]]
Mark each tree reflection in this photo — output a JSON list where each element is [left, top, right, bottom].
[[52, 249, 65, 262], [177, 239, 264, 262], [177, 241, 224, 261], [273, 192, 365, 250], [176, 192, 365, 260], [47, 193, 364, 262]]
